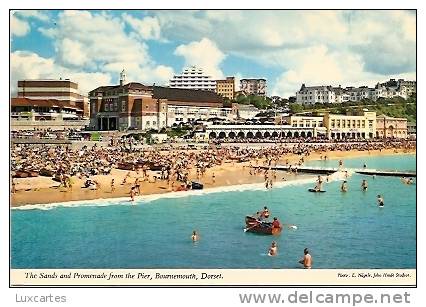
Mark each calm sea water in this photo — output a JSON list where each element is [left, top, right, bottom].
[[11, 154, 416, 269]]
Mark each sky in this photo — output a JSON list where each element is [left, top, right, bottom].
[[10, 10, 416, 98]]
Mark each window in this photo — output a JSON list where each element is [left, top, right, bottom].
[[121, 101, 126, 112], [105, 103, 109, 111], [153, 121, 157, 126], [109, 103, 113, 111], [146, 121, 150, 126], [114, 102, 118, 111]]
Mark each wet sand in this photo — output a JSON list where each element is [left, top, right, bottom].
[[10, 148, 415, 207]]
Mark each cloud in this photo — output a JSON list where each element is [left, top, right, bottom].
[[153, 10, 416, 94], [11, 13, 30, 37], [174, 38, 225, 79], [271, 45, 416, 97], [122, 13, 161, 40], [36, 10, 174, 86], [10, 51, 112, 95], [15, 10, 49, 22]]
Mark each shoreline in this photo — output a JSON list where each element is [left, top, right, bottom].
[[11, 148, 415, 207]]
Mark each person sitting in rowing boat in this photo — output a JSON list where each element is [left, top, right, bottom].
[[272, 217, 281, 230], [260, 206, 270, 220], [253, 211, 262, 220], [268, 241, 278, 256]]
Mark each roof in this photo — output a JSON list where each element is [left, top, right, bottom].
[[152, 86, 224, 104], [376, 114, 407, 120], [89, 82, 150, 94], [11, 98, 83, 111]]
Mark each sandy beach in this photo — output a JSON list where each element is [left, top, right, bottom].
[[10, 147, 415, 207]]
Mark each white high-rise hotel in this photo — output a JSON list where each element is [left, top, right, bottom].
[[169, 66, 217, 91]]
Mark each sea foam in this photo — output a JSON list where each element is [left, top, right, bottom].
[[12, 171, 351, 211]]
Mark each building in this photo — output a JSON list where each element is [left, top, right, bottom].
[[296, 79, 416, 105], [89, 81, 167, 131], [89, 71, 237, 131], [296, 84, 337, 104], [376, 115, 408, 138], [169, 66, 216, 91], [205, 124, 317, 140], [323, 111, 376, 139], [281, 115, 324, 128], [407, 122, 416, 139], [378, 79, 416, 99], [216, 77, 235, 100], [17, 79, 89, 117], [240, 78, 267, 97], [153, 86, 236, 126], [11, 97, 85, 122], [237, 104, 261, 119]]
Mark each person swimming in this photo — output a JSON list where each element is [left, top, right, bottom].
[[341, 180, 348, 192], [361, 179, 368, 191], [377, 195, 384, 207], [191, 230, 199, 242], [268, 241, 278, 256]]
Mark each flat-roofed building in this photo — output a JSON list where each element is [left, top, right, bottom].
[[17, 79, 89, 117], [323, 111, 376, 139], [240, 78, 267, 97], [169, 66, 216, 91], [11, 97, 84, 122], [376, 114, 408, 138], [281, 115, 324, 128], [216, 77, 235, 100]]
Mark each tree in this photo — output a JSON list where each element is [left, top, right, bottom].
[[289, 103, 304, 114]]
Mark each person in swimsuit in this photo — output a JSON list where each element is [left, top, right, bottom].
[[191, 230, 199, 242], [272, 217, 281, 230], [130, 186, 136, 202], [299, 248, 312, 269], [261, 206, 270, 219], [377, 194, 384, 207], [268, 241, 278, 256], [361, 179, 368, 191], [110, 178, 115, 193], [341, 180, 348, 192]]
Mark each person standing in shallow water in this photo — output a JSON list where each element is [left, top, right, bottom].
[[268, 241, 278, 256], [361, 179, 368, 191], [299, 248, 312, 269]]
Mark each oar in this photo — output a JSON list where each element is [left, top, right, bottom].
[[244, 222, 260, 232]]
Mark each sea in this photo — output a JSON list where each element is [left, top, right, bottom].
[[11, 154, 416, 269]]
